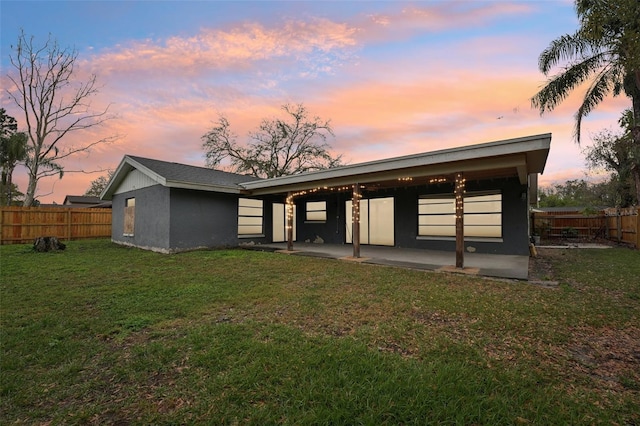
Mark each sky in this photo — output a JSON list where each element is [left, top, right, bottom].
[[0, 0, 631, 204]]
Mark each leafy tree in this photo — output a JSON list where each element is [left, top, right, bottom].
[[84, 171, 113, 197], [584, 110, 639, 207], [0, 183, 24, 206], [531, 0, 640, 202], [5, 30, 117, 206], [539, 179, 615, 208], [202, 103, 342, 178], [0, 109, 28, 206]]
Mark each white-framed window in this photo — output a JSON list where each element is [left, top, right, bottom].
[[418, 192, 502, 238], [238, 198, 263, 236], [124, 197, 135, 236], [306, 201, 327, 222]]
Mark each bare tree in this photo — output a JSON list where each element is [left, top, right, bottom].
[[202, 103, 342, 178], [6, 30, 116, 206]]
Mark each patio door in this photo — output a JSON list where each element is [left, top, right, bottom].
[[272, 203, 296, 242], [345, 197, 394, 246]]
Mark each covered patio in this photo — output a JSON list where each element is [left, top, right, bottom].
[[244, 242, 530, 280], [240, 134, 551, 277]]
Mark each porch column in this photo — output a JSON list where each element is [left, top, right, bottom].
[[455, 172, 465, 268], [286, 192, 294, 251], [352, 183, 361, 258]]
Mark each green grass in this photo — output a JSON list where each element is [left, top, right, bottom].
[[1, 240, 639, 424]]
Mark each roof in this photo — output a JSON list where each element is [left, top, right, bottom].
[[63, 195, 102, 205], [241, 133, 552, 195], [101, 155, 261, 200], [102, 133, 551, 200]]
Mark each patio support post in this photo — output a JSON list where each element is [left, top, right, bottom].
[[352, 183, 361, 258], [455, 172, 465, 268], [286, 192, 294, 251]]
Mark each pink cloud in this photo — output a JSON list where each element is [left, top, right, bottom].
[[3, 4, 632, 204], [86, 18, 358, 80]]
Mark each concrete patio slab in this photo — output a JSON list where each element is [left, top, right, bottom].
[[242, 242, 530, 280]]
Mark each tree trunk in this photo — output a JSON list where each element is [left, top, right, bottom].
[[23, 169, 38, 207], [632, 80, 640, 204], [33, 236, 66, 252]]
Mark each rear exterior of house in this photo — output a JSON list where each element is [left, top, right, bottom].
[[274, 176, 530, 255], [105, 156, 261, 253], [102, 134, 551, 256]]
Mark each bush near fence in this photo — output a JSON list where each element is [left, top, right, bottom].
[[0, 207, 112, 245], [531, 207, 639, 248]]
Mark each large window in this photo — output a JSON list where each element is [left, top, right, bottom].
[[345, 197, 395, 246], [272, 203, 297, 242], [418, 192, 501, 238], [306, 201, 327, 222], [238, 198, 263, 236], [124, 197, 135, 237]]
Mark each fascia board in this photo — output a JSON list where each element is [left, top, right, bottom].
[[241, 133, 551, 192], [100, 158, 134, 200], [166, 180, 243, 194], [246, 154, 528, 196], [100, 156, 167, 200]]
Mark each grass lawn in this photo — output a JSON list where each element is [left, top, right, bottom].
[[1, 240, 639, 425]]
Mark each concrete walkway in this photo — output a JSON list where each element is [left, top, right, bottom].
[[243, 243, 530, 280]]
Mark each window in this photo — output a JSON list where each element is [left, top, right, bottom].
[[345, 197, 395, 246], [124, 197, 135, 236], [272, 203, 297, 242], [306, 201, 327, 222], [418, 192, 501, 238], [238, 198, 263, 236]]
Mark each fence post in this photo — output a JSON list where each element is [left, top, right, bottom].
[[617, 208, 622, 243], [636, 208, 640, 249]]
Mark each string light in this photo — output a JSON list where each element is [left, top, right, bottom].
[[455, 173, 466, 219], [428, 177, 448, 184]]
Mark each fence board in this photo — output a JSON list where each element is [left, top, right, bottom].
[[0, 207, 112, 245], [604, 207, 639, 247]]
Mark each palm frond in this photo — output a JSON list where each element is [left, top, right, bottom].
[[532, 51, 611, 114], [575, 63, 625, 142], [538, 31, 602, 75]]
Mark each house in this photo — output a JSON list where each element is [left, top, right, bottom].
[[62, 195, 112, 208], [101, 134, 551, 261]]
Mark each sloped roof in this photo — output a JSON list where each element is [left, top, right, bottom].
[[129, 156, 260, 187], [102, 133, 552, 200], [241, 133, 552, 195], [101, 155, 261, 200], [63, 195, 103, 205]]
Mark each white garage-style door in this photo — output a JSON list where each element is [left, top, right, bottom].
[[345, 197, 394, 246]]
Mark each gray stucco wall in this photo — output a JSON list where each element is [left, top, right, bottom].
[[111, 177, 529, 255], [292, 177, 530, 255], [111, 184, 171, 251], [168, 188, 241, 250]]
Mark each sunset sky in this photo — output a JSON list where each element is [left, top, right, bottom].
[[1, 0, 630, 204]]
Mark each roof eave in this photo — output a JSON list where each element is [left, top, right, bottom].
[[240, 133, 551, 195], [166, 180, 243, 194]]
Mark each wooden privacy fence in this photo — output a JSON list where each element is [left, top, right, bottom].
[[532, 207, 639, 248], [604, 207, 640, 248], [0, 207, 112, 245]]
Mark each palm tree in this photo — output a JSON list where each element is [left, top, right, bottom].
[[0, 132, 28, 206], [0, 109, 28, 206], [531, 0, 640, 202]]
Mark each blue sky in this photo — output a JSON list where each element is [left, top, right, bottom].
[[1, 0, 629, 203]]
